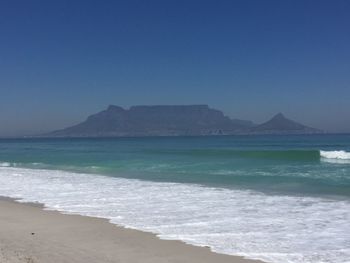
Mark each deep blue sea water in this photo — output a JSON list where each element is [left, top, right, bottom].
[[1, 135, 350, 262]]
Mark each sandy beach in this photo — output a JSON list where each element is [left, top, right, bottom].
[[0, 198, 263, 263]]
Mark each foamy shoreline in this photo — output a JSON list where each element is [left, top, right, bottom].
[[1, 166, 350, 262], [0, 197, 263, 263]]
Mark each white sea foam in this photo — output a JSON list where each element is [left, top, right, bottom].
[[320, 150, 350, 160], [1, 167, 350, 263], [0, 162, 11, 167], [320, 150, 350, 164]]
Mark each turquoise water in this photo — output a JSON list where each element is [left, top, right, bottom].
[[1, 135, 350, 197], [1, 134, 350, 263]]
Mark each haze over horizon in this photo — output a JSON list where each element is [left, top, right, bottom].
[[1, 0, 350, 136]]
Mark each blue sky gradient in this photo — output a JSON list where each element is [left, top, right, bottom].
[[0, 0, 349, 135]]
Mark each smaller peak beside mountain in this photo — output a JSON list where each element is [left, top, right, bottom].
[[252, 113, 322, 134], [271, 112, 286, 120]]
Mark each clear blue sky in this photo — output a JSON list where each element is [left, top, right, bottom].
[[1, 0, 349, 135]]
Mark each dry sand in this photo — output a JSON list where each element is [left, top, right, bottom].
[[0, 198, 264, 263]]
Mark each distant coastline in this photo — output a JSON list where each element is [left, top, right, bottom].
[[12, 133, 350, 141]]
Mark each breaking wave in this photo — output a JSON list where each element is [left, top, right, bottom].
[[320, 150, 350, 160], [320, 150, 350, 164]]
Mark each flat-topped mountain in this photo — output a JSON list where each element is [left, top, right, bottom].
[[251, 113, 322, 134], [48, 105, 254, 137], [46, 106, 322, 137]]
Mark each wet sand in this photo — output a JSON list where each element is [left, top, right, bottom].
[[0, 198, 264, 263]]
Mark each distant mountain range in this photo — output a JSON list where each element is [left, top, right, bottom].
[[46, 105, 322, 137]]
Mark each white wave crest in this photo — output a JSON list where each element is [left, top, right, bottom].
[[0, 162, 11, 167], [320, 150, 350, 160]]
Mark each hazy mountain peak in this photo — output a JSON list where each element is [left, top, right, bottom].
[[272, 113, 286, 120], [107, 105, 125, 112], [47, 105, 252, 137], [252, 113, 321, 134]]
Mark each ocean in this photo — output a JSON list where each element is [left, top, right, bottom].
[[0, 134, 349, 263]]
